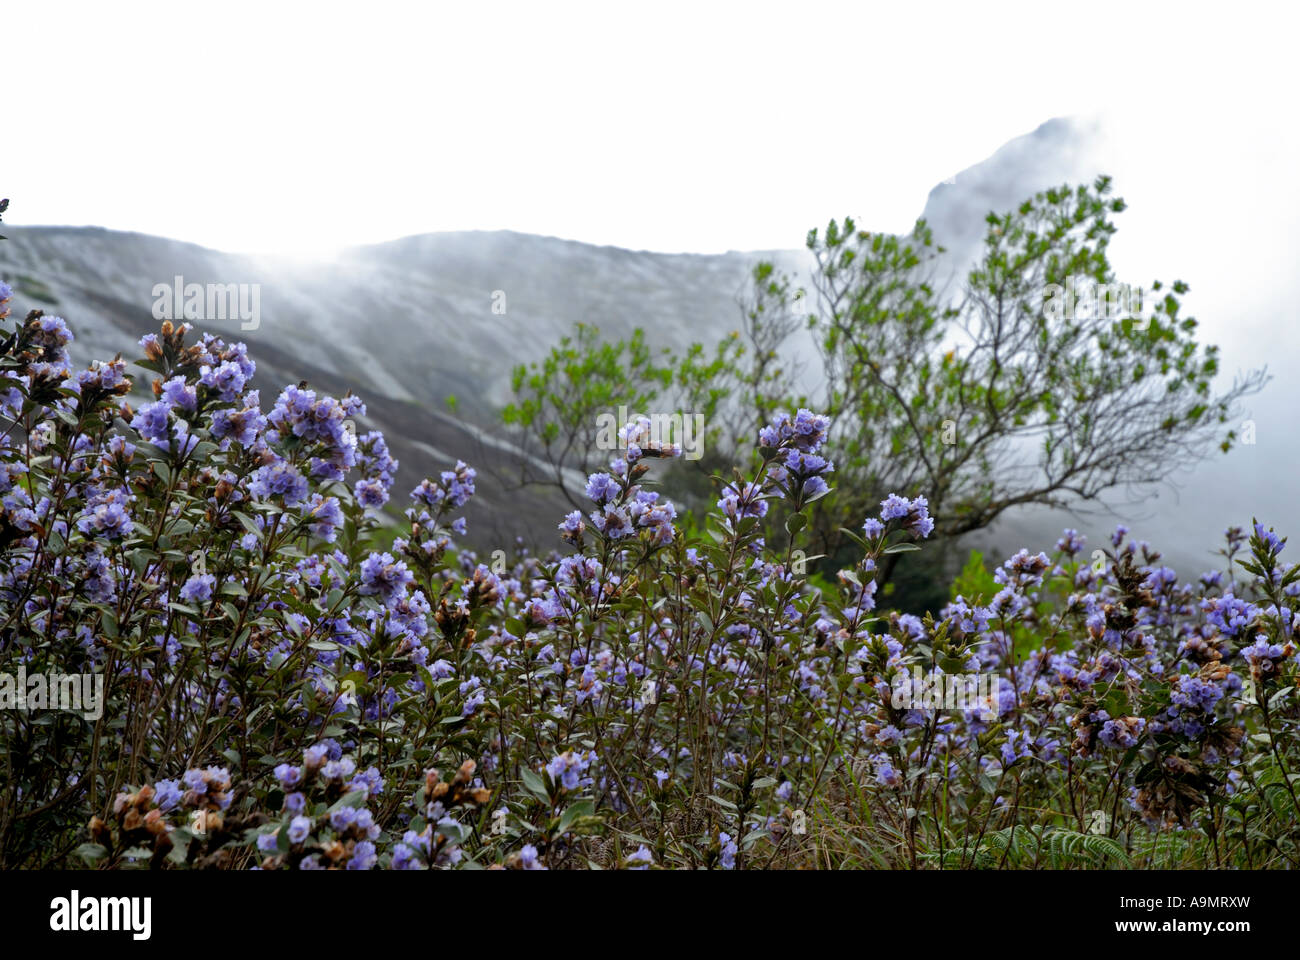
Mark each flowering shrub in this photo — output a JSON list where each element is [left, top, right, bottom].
[[1, 285, 1298, 869]]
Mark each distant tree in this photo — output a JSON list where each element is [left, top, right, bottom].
[[501, 323, 748, 509], [499, 271, 804, 513], [755, 176, 1268, 580], [501, 323, 671, 508], [724, 261, 807, 448], [505, 178, 1268, 592]]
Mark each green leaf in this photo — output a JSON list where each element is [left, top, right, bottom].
[[521, 769, 551, 803], [74, 843, 108, 863], [557, 800, 595, 835], [883, 542, 922, 554], [233, 512, 262, 537], [436, 820, 471, 844], [326, 790, 368, 814]]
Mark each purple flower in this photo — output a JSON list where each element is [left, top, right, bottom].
[[629, 490, 677, 545], [130, 401, 172, 444], [199, 359, 252, 401], [718, 831, 737, 869], [410, 460, 477, 510], [440, 462, 476, 506], [519, 844, 547, 870], [211, 393, 265, 446], [359, 552, 414, 605], [1200, 593, 1259, 638], [800, 476, 829, 499], [559, 509, 585, 546], [718, 481, 768, 522], [590, 503, 634, 539], [74, 359, 128, 394], [346, 767, 385, 798], [154, 779, 181, 812], [546, 750, 594, 792], [160, 375, 198, 411], [1242, 636, 1292, 677], [264, 386, 360, 482], [179, 573, 216, 604], [879, 494, 912, 521], [30, 315, 74, 354], [348, 841, 377, 870], [249, 459, 309, 506], [783, 449, 833, 477], [626, 845, 653, 870], [353, 809, 379, 840], [356, 432, 398, 490], [302, 493, 344, 542], [1171, 674, 1225, 713], [354, 478, 389, 508], [1253, 522, 1286, 555], [1099, 717, 1146, 750], [183, 769, 208, 794], [585, 472, 621, 505], [329, 807, 359, 831], [172, 419, 199, 457], [322, 757, 357, 782], [75, 488, 133, 540], [287, 815, 313, 844], [758, 409, 830, 453], [906, 496, 934, 538], [875, 758, 903, 787], [1056, 529, 1086, 556], [862, 494, 933, 542]]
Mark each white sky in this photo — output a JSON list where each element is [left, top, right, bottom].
[[6, 1, 1294, 257]]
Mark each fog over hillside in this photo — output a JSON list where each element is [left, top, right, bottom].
[[2, 116, 1290, 580], [0, 224, 810, 550], [918, 118, 1294, 575]]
